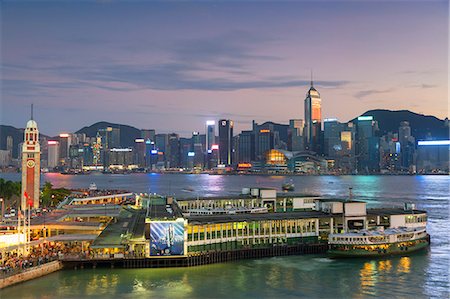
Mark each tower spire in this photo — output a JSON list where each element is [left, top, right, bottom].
[[31, 103, 34, 120], [310, 69, 313, 88]]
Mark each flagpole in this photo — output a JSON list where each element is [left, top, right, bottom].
[[28, 205, 31, 254]]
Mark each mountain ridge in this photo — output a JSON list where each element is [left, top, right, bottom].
[[1, 109, 448, 158]]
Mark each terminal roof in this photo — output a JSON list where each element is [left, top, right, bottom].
[[186, 210, 328, 225]]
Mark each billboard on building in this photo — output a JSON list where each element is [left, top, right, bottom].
[[150, 221, 185, 256]]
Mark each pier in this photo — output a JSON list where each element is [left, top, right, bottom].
[[61, 243, 328, 270]]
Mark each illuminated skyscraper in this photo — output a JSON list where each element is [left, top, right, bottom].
[[206, 120, 216, 151], [304, 78, 322, 153], [47, 140, 60, 169], [219, 119, 233, 166], [21, 107, 41, 209]]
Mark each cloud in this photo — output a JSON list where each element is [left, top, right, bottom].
[[354, 88, 395, 99], [3, 30, 350, 94]]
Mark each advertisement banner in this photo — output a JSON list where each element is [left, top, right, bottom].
[[150, 221, 185, 256]]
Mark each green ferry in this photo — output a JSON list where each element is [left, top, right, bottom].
[[328, 226, 429, 257]]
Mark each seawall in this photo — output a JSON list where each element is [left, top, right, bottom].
[[0, 261, 63, 289]]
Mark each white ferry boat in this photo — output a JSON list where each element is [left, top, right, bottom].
[[328, 226, 430, 257]]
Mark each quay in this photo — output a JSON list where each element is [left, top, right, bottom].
[[1, 186, 429, 285], [0, 260, 62, 289]]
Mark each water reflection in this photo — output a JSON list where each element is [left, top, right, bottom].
[[360, 261, 377, 293], [397, 257, 411, 274]]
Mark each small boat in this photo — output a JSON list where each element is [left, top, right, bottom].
[[89, 183, 97, 191], [328, 226, 429, 257], [282, 180, 295, 191]]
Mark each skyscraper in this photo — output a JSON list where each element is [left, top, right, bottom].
[[355, 116, 380, 173], [288, 119, 304, 151], [304, 79, 322, 153], [398, 121, 415, 170], [206, 120, 216, 151], [238, 130, 255, 163], [21, 109, 41, 209], [167, 133, 180, 168], [218, 119, 233, 166], [47, 140, 60, 169]]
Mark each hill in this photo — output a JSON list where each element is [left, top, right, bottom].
[[0, 125, 49, 159], [351, 109, 448, 140], [75, 121, 141, 148]]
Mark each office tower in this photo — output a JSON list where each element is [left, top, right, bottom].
[[355, 116, 380, 173], [288, 119, 304, 151], [323, 119, 342, 157], [145, 140, 157, 168], [141, 129, 156, 142], [134, 138, 146, 167], [82, 143, 93, 166], [59, 133, 70, 163], [47, 140, 60, 169], [179, 137, 191, 169], [238, 130, 255, 163], [98, 127, 120, 150], [155, 134, 169, 166], [219, 119, 234, 166], [21, 110, 41, 209], [206, 120, 216, 151], [191, 132, 204, 169], [109, 127, 121, 148], [167, 133, 180, 168], [304, 79, 322, 153], [398, 121, 415, 170]]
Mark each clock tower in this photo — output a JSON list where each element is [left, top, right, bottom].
[[21, 107, 41, 210]]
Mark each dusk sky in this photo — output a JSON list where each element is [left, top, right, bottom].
[[1, 1, 448, 137]]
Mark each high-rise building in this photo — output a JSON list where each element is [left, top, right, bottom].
[[134, 138, 146, 167], [355, 116, 380, 173], [47, 140, 60, 169], [206, 120, 216, 151], [59, 133, 70, 163], [238, 130, 255, 163], [218, 119, 233, 166], [191, 132, 204, 169], [167, 133, 180, 168], [21, 111, 41, 209], [304, 80, 322, 153], [398, 121, 415, 170], [141, 129, 156, 142], [288, 119, 304, 151]]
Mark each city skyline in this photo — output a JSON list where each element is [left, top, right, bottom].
[[1, 1, 447, 137]]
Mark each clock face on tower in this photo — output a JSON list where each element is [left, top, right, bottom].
[[27, 160, 35, 168]]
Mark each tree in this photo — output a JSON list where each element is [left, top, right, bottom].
[[40, 181, 71, 207], [0, 179, 21, 208]]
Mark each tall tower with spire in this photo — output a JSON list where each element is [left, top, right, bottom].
[[304, 72, 322, 153], [21, 105, 41, 210]]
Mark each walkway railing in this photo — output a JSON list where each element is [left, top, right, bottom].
[[0, 256, 58, 279]]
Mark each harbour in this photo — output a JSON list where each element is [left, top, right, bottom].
[[0, 173, 448, 298]]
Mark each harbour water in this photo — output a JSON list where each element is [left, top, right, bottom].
[[1, 173, 449, 298]]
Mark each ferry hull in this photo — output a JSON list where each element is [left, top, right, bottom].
[[328, 236, 430, 258]]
